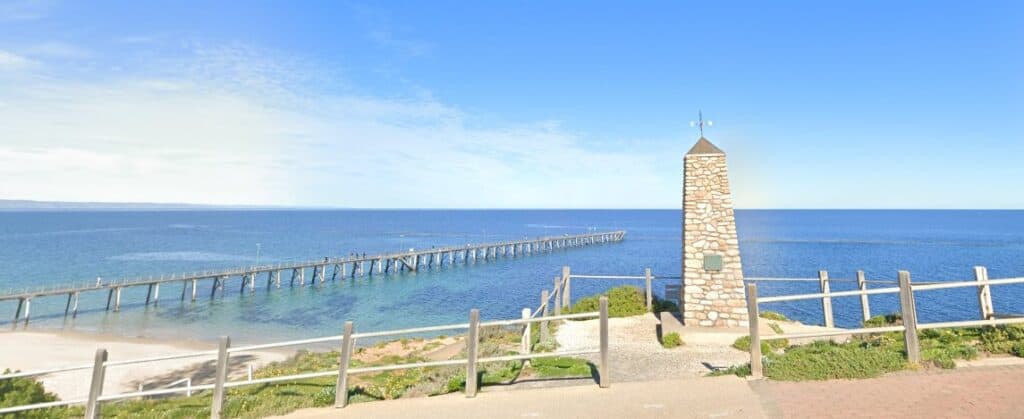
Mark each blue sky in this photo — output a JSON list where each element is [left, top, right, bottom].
[[0, 1, 1021, 208]]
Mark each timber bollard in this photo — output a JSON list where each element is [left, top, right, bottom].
[[84, 348, 108, 419], [644, 268, 653, 311], [598, 296, 609, 388], [897, 271, 920, 364], [211, 336, 230, 419], [521, 308, 531, 354], [746, 284, 763, 378], [561, 266, 571, 309], [466, 309, 480, 398], [553, 276, 562, 316], [857, 270, 871, 322], [974, 266, 994, 320], [818, 270, 833, 328], [540, 290, 550, 343], [335, 321, 355, 408]]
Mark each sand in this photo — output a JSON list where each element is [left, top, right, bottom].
[[0, 330, 290, 400]]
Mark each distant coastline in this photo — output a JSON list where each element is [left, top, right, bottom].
[[0, 199, 297, 211]]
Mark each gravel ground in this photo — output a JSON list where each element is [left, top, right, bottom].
[[554, 313, 749, 382]]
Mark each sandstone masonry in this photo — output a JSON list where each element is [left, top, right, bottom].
[[681, 138, 748, 327]]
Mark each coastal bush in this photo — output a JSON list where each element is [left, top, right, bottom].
[[0, 372, 74, 419], [662, 332, 683, 348], [566, 286, 677, 318], [529, 357, 593, 378], [1011, 342, 1024, 358], [732, 335, 787, 352], [764, 341, 906, 380], [863, 313, 902, 328], [760, 311, 789, 322]]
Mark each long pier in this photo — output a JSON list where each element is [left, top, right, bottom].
[[3, 230, 626, 324]]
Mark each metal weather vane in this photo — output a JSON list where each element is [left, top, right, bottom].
[[689, 110, 713, 138]]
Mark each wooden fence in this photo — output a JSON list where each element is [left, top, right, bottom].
[[0, 299, 610, 418], [745, 267, 1024, 378]]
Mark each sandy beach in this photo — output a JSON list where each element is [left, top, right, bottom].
[[0, 330, 290, 400]]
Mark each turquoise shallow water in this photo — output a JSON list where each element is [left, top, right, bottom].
[[1, 210, 1022, 344]]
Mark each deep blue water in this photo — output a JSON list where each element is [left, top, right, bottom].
[[0, 210, 1022, 344]]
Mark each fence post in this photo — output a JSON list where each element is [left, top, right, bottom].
[[818, 270, 834, 328], [897, 271, 920, 364], [857, 270, 871, 322], [466, 309, 480, 398], [84, 348, 108, 419], [644, 268, 653, 311], [540, 290, 550, 343], [335, 321, 354, 408], [974, 266, 994, 320], [561, 266, 571, 309], [599, 296, 610, 388], [211, 336, 230, 419], [521, 308, 531, 354], [745, 284, 763, 378], [553, 276, 562, 316]]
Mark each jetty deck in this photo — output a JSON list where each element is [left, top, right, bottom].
[[4, 230, 626, 323]]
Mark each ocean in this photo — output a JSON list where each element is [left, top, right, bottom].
[[1, 209, 1022, 344]]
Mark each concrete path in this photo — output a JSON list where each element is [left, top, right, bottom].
[[277, 364, 1024, 418]]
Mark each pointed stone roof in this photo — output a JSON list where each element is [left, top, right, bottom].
[[686, 137, 725, 156]]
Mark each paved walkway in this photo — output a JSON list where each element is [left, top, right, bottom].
[[278, 364, 1024, 418], [752, 364, 1024, 419]]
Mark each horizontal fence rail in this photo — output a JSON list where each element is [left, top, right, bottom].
[[0, 300, 611, 417], [745, 266, 1024, 378]]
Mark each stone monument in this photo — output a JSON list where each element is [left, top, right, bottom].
[[681, 135, 748, 327]]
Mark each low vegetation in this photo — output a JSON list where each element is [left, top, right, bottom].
[[564, 285, 678, 318], [0, 371, 72, 419], [759, 311, 789, 321], [662, 332, 683, 348], [7, 317, 600, 418], [715, 313, 1024, 381]]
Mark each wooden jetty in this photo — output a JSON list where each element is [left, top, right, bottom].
[[3, 230, 626, 324]]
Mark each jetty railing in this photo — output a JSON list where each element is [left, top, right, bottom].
[[0, 299, 610, 418], [744, 267, 1024, 378], [4, 230, 626, 324]]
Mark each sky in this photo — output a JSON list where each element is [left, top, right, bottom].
[[0, 1, 1021, 209]]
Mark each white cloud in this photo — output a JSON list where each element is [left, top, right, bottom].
[[0, 44, 669, 208], [23, 41, 91, 59], [0, 50, 34, 70], [0, 0, 53, 22]]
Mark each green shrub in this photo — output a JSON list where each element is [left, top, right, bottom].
[[0, 372, 75, 419], [707, 363, 751, 377], [566, 286, 682, 317], [977, 325, 1024, 354], [760, 311, 789, 321], [529, 357, 593, 378], [863, 313, 902, 328], [1011, 342, 1024, 357], [732, 335, 787, 352], [763, 341, 906, 380], [662, 332, 683, 348], [565, 286, 647, 317]]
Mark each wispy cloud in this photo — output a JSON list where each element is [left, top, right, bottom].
[[0, 0, 54, 22], [0, 43, 667, 208], [0, 50, 35, 70], [367, 30, 433, 57], [23, 41, 91, 59]]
